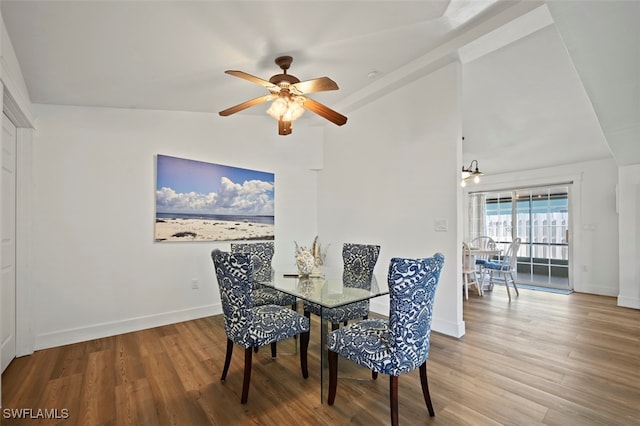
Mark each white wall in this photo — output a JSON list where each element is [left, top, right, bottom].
[[317, 62, 465, 337], [618, 164, 640, 308], [29, 104, 322, 349], [465, 157, 620, 297]]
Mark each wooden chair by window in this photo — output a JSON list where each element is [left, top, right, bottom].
[[484, 238, 522, 302], [470, 235, 496, 263], [462, 242, 482, 299], [470, 236, 498, 290]]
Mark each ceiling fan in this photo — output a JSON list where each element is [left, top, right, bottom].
[[219, 56, 348, 135]]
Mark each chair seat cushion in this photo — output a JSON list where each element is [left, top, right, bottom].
[[484, 261, 509, 271], [253, 286, 297, 307], [327, 319, 391, 371], [231, 305, 309, 348], [303, 300, 369, 324], [475, 259, 488, 265], [327, 318, 422, 376]]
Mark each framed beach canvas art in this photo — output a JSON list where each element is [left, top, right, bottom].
[[155, 154, 275, 242]]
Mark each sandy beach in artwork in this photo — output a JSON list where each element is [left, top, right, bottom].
[[155, 218, 274, 242]]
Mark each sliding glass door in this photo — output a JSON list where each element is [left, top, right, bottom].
[[470, 185, 571, 290]]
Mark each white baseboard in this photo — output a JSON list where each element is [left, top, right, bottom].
[[432, 317, 465, 338], [575, 286, 618, 297], [617, 295, 640, 309], [34, 304, 222, 351]]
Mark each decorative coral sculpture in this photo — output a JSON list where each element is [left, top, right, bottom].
[[295, 236, 329, 277]]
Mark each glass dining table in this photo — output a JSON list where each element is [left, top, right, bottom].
[[257, 271, 389, 402]]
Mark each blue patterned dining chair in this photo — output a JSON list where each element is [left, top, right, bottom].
[[484, 238, 521, 302], [303, 243, 380, 331], [327, 253, 445, 426], [230, 242, 297, 310], [211, 249, 310, 404]]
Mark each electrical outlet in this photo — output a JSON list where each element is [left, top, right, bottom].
[[191, 279, 199, 289]]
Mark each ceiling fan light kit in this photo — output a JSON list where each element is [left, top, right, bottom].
[[219, 56, 347, 135]]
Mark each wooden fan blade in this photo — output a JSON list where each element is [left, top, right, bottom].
[[219, 95, 273, 116], [278, 120, 292, 135], [225, 70, 279, 92], [291, 77, 338, 94], [301, 97, 348, 126]]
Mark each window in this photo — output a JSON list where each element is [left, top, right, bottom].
[[468, 185, 570, 289]]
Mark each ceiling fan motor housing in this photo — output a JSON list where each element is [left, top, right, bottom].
[[270, 55, 300, 87], [269, 74, 300, 87]]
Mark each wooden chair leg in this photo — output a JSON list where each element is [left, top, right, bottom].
[[241, 347, 253, 404], [253, 347, 258, 353], [328, 350, 338, 405], [271, 342, 277, 359], [503, 272, 512, 301], [372, 371, 378, 380], [419, 362, 435, 417], [332, 322, 340, 331], [474, 271, 483, 296], [221, 338, 234, 382], [390, 375, 399, 426], [510, 272, 519, 295], [463, 274, 469, 300], [300, 331, 309, 379]]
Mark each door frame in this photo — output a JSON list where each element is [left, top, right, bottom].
[[481, 185, 572, 289], [1, 111, 17, 371], [463, 171, 584, 294], [2, 83, 36, 358]]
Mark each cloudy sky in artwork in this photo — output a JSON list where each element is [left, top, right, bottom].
[[155, 154, 274, 216]]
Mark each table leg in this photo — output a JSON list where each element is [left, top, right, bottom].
[[320, 307, 328, 403]]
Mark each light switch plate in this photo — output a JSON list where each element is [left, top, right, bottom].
[[435, 219, 448, 232]]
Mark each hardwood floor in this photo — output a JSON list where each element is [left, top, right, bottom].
[[3, 289, 639, 425]]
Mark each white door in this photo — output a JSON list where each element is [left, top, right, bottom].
[[1, 113, 17, 372]]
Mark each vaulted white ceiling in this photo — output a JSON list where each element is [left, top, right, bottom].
[[2, 1, 638, 170]]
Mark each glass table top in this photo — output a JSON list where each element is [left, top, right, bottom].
[[258, 272, 388, 308]]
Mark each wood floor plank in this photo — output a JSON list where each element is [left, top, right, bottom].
[[115, 378, 160, 426], [2, 289, 639, 425], [77, 349, 116, 425]]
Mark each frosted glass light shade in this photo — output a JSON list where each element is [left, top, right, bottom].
[[266, 96, 305, 121]]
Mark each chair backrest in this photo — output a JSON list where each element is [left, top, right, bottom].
[[470, 236, 496, 251], [211, 249, 254, 340], [470, 236, 497, 261], [462, 242, 475, 272], [387, 254, 445, 373], [500, 238, 522, 270], [342, 243, 380, 289], [230, 242, 274, 284]]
